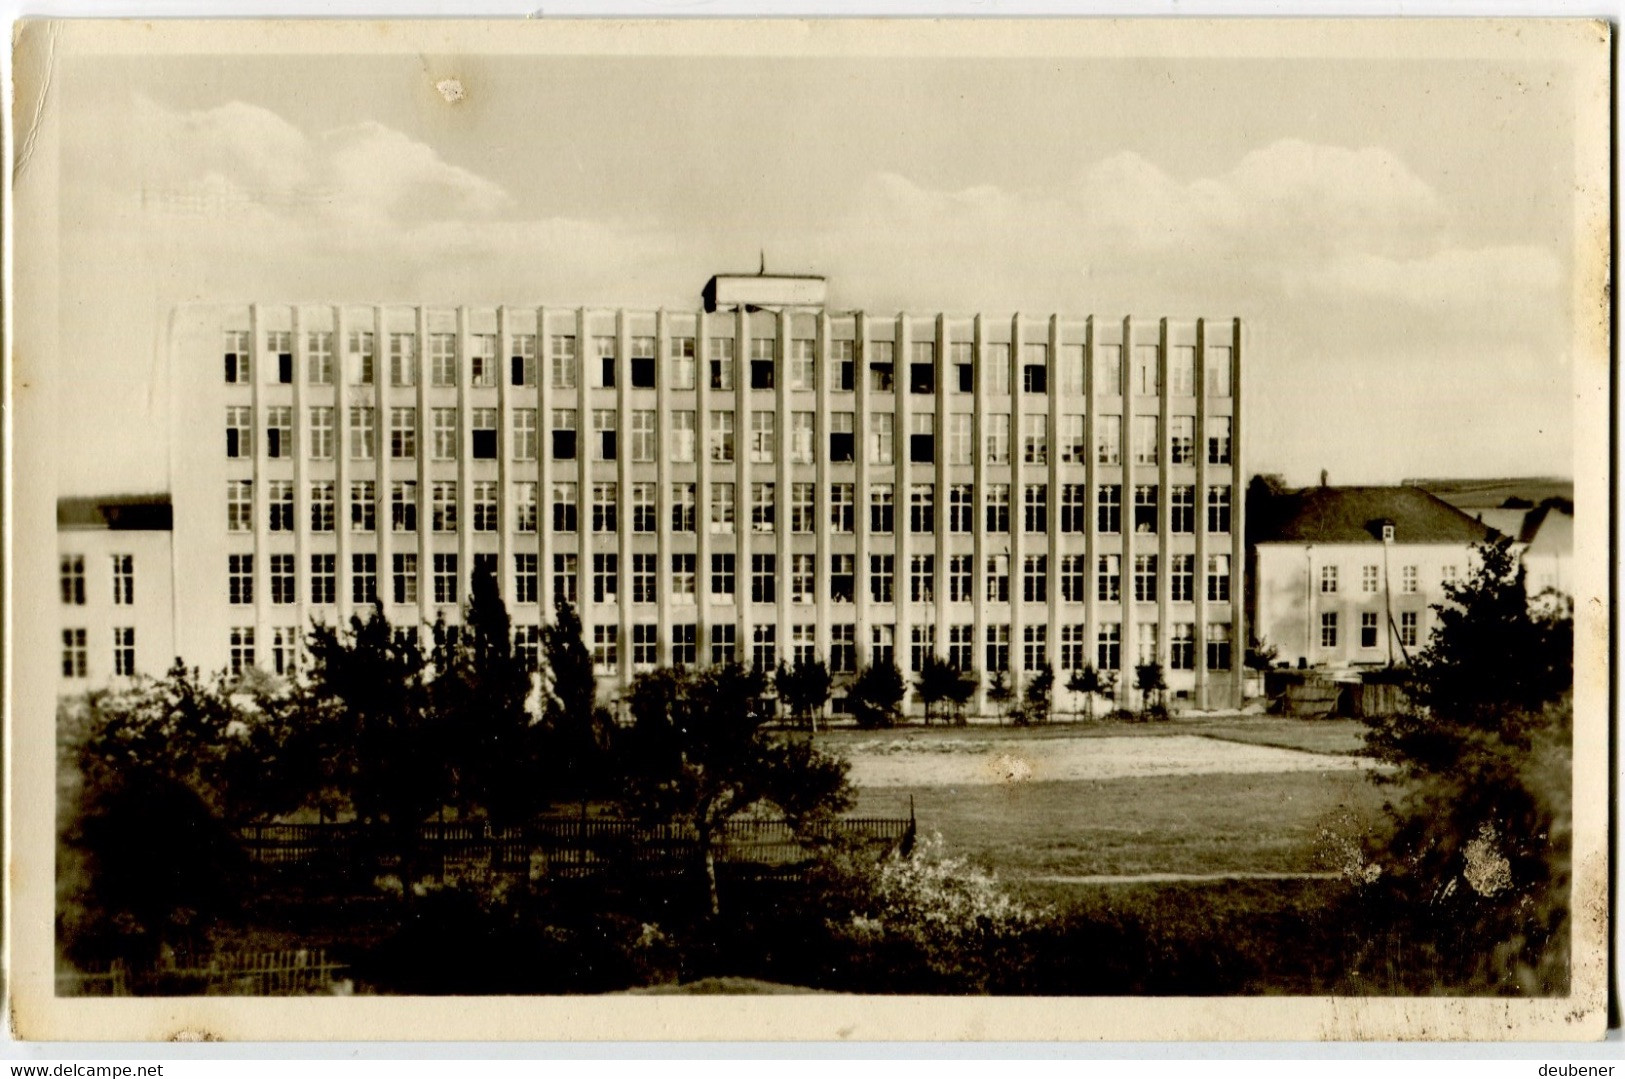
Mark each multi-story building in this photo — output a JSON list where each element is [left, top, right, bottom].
[[1248, 485, 1494, 670], [57, 495, 176, 688], [165, 273, 1246, 712]]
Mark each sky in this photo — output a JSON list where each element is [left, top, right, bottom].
[[51, 46, 1582, 495]]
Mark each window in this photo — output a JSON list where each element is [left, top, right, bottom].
[[671, 483, 696, 532], [1360, 612, 1379, 649], [1052, 553, 1084, 603], [831, 340, 856, 391], [1132, 415, 1158, 466], [1059, 483, 1086, 533], [670, 410, 696, 463], [1096, 414, 1121, 465], [1023, 484, 1047, 533], [870, 411, 894, 464], [227, 627, 254, 676], [551, 409, 577, 460], [311, 553, 336, 605], [1203, 622, 1230, 670], [749, 411, 775, 463], [782, 411, 814, 465], [550, 335, 578, 389], [224, 330, 251, 383], [830, 484, 855, 532], [985, 624, 1010, 672], [454, 408, 489, 460], [910, 484, 934, 534], [1094, 344, 1122, 395], [909, 625, 936, 672], [633, 411, 659, 461], [348, 330, 375, 386], [633, 624, 659, 669], [946, 413, 973, 465], [671, 554, 696, 604], [1097, 554, 1121, 602], [391, 481, 418, 532], [429, 481, 457, 533], [1133, 344, 1160, 395], [538, 482, 570, 534], [1136, 623, 1159, 666], [1361, 564, 1380, 593], [1206, 345, 1233, 397], [1022, 343, 1048, 395], [1167, 623, 1195, 671], [935, 556, 966, 605], [1171, 554, 1194, 602], [1169, 345, 1196, 397], [750, 337, 775, 389], [830, 554, 856, 603], [385, 333, 414, 387], [350, 480, 376, 532], [708, 337, 735, 390], [947, 485, 973, 533], [1132, 484, 1158, 534], [1400, 611, 1419, 648], [389, 553, 417, 604], [553, 553, 578, 605], [1401, 565, 1418, 594], [1132, 554, 1157, 603], [473, 553, 497, 589], [632, 553, 658, 604], [266, 407, 292, 459], [709, 410, 735, 462], [1207, 416, 1232, 466], [1207, 554, 1231, 602], [985, 413, 1010, 464], [352, 553, 377, 604], [1320, 565, 1339, 594], [1022, 624, 1047, 671], [592, 553, 619, 603], [512, 408, 538, 462], [789, 338, 815, 390], [424, 332, 456, 387], [870, 624, 894, 669], [60, 555, 85, 605], [1023, 414, 1048, 464], [985, 343, 1011, 395], [910, 554, 935, 603], [268, 480, 294, 532], [627, 482, 656, 533], [630, 337, 656, 388], [308, 481, 335, 532], [226, 406, 253, 458], [306, 331, 334, 384], [594, 336, 618, 389], [103, 624, 134, 678], [1320, 612, 1338, 649], [751, 482, 776, 533], [1170, 485, 1195, 534], [1097, 484, 1121, 533], [593, 409, 617, 461], [753, 625, 778, 671], [514, 625, 542, 670], [262, 552, 294, 605], [710, 482, 736, 533], [1055, 414, 1085, 465], [984, 483, 1010, 533], [830, 624, 856, 673], [909, 413, 935, 464], [986, 554, 1009, 602], [1162, 416, 1193, 467], [710, 553, 735, 599], [305, 405, 334, 459], [870, 484, 894, 534], [1022, 554, 1047, 603], [786, 552, 812, 601], [1097, 622, 1121, 670], [387, 407, 416, 460], [829, 411, 855, 462], [1207, 485, 1232, 534], [712, 623, 738, 667], [868, 341, 895, 392], [791, 483, 815, 533], [947, 625, 974, 672], [869, 554, 894, 603], [260, 331, 292, 382], [910, 341, 935, 395], [1441, 565, 1458, 586], [349, 406, 376, 460], [669, 337, 696, 390], [791, 624, 817, 668], [593, 625, 618, 674], [591, 482, 618, 533], [228, 553, 255, 604], [227, 480, 254, 533], [751, 554, 776, 603]]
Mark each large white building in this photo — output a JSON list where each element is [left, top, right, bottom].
[[80, 273, 1247, 713]]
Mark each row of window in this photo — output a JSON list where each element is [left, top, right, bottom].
[[221, 550, 1234, 610], [226, 480, 1237, 537], [60, 627, 137, 678], [1320, 611, 1423, 650], [59, 554, 135, 606], [1318, 563, 1455, 595], [225, 330, 1237, 399], [227, 405, 1233, 468]]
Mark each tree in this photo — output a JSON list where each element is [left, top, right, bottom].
[[914, 653, 962, 727], [540, 597, 614, 812], [1066, 663, 1102, 722], [775, 657, 832, 732], [1357, 537, 1574, 991], [620, 663, 853, 916], [848, 662, 907, 729], [986, 669, 1014, 725], [1134, 661, 1167, 719], [1019, 664, 1054, 726], [943, 666, 978, 727]]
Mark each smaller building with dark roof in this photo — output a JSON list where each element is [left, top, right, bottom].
[[1248, 485, 1494, 671], [57, 494, 176, 688]]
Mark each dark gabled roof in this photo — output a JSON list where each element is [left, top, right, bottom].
[[58, 494, 173, 531], [1254, 485, 1496, 545]]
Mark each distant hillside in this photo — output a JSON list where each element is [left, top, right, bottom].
[[1405, 477, 1573, 511]]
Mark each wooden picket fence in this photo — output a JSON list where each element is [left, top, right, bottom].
[[58, 948, 349, 997]]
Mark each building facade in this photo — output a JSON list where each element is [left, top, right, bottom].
[[166, 275, 1247, 711], [1249, 486, 1494, 670], [57, 496, 176, 688]]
